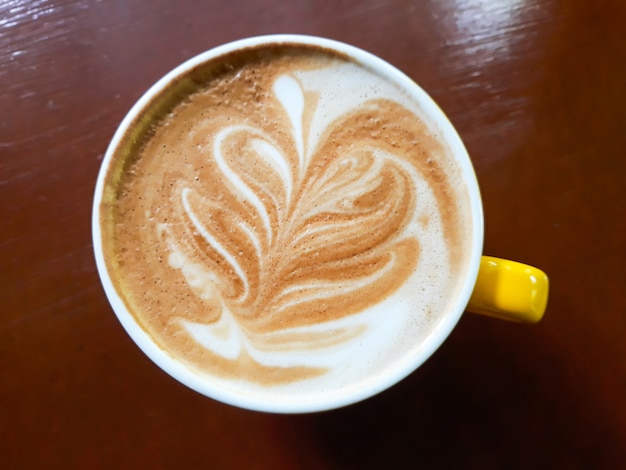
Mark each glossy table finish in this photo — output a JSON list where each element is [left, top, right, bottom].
[[2, 0, 625, 468]]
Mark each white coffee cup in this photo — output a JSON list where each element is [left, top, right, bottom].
[[92, 35, 547, 413]]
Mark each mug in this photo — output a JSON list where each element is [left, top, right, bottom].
[[92, 35, 548, 413]]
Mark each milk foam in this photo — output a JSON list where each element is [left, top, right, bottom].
[[105, 47, 471, 399]]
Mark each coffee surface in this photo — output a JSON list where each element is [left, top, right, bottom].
[[100, 44, 472, 396]]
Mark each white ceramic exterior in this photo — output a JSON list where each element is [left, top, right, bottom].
[[92, 35, 484, 413]]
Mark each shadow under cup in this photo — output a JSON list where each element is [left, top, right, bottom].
[[92, 35, 483, 413]]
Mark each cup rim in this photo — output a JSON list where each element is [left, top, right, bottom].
[[92, 34, 484, 413]]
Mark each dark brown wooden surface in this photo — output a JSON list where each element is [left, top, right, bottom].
[[2, 1, 625, 468]]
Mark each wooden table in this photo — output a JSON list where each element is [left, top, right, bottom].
[[2, 1, 625, 468]]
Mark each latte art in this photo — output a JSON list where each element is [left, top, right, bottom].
[[102, 46, 472, 392], [161, 74, 421, 366]]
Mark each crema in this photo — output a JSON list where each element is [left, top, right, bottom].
[[99, 44, 472, 398]]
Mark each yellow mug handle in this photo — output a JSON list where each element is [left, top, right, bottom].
[[467, 256, 549, 323]]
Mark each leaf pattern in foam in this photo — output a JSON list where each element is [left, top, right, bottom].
[[163, 73, 421, 344]]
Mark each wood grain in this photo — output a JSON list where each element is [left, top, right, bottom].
[[2, 0, 625, 468]]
